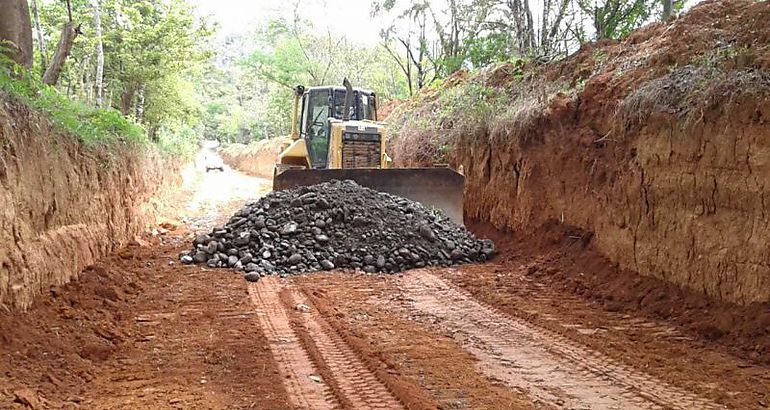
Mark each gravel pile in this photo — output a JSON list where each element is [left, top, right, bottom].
[[180, 180, 494, 280]]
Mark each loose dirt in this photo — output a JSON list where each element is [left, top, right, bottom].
[[387, 0, 770, 306], [3, 150, 769, 410], [446, 223, 770, 409], [249, 278, 336, 409]]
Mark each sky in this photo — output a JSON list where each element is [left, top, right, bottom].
[[190, 0, 706, 48], [190, 0, 387, 46]]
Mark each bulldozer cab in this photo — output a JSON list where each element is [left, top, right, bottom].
[[299, 85, 378, 169]]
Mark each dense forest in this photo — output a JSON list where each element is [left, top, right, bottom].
[[0, 0, 682, 150]]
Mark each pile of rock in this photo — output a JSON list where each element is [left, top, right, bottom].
[[180, 180, 494, 280]]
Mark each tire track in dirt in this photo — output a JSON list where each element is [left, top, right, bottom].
[[249, 278, 337, 410], [251, 277, 404, 410], [287, 289, 406, 410], [454, 266, 697, 344], [396, 270, 724, 410]]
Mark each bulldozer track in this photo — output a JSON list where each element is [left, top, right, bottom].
[[396, 271, 724, 410], [249, 278, 337, 410], [449, 266, 696, 343], [289, 290, 405, 410], [250, 277, 403, 410]]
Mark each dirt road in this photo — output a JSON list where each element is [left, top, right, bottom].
[[1, 158, 768, 409]]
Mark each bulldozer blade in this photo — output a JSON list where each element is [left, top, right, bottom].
[[273, 168, 465, 225]]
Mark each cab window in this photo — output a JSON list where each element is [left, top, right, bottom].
[[305, 89, 330, 168]]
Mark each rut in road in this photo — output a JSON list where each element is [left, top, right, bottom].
[[250, 277, 404, 410], [250, 278, 336, 409], [396, 271, 724, 410]]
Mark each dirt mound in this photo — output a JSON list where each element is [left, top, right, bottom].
[[378, 99, 403, 120], [181, 180, 494, 277]]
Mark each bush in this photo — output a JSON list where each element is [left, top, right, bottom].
[[0, 55, 147, 147], [155, 125, 200, 158]]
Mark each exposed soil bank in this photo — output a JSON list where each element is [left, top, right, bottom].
[[219, 136, 290, 178], [389, 0, 770, 305], [0, 97, 181, 310]]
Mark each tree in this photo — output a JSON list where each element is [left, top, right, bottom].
[[103, 0, 212, 121], [30, 0, 48, 71], [91, 0, 104, 107], [481, 0, 575, 58], [576, 0, 657, 40], [378, 2, 440, 94], [662, 0, 671, 19], [374, 0, 575, 86], [229, 14, 409, 143], [43, 21, 79, 85], [0, 0, 34, 68]]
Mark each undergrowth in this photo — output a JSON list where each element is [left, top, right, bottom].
[[616, 64, 770, 135], [0, 57, 147, 148], [387, 60, 576, 166], [0, 55, 197, 158], [154, 125, 200, 158], [616, 41, 770, 136]]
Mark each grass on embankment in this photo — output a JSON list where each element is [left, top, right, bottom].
[[0, 56, 196, 157]]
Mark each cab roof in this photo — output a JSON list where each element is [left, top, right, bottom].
[[305, 85, 375, 95]]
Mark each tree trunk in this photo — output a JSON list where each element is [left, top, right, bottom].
[[522, 0, 535, 52], [148, 126, 158, 142], [662, 0, 673, 20], [0, 0, 34, 68], [80, 53, 91, 102], [594, 7, 604, 39], [135, 84, 145, 122], [120, 84, 135, 116], [91, 0, 104, 107], [508, 0, 525, 53], [405, 47, 413, 96], [541, 0, 551, 53], [30, 0, 47, 72], [43, 21, 78, 86]]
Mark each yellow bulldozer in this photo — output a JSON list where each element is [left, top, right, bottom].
[[273, 79, 465, 225]]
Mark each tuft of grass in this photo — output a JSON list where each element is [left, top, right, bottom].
[[0, 54, 148, 148], [616, 65, 770, 136]]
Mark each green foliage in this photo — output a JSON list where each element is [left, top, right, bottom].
[[244, 20, 320, 88], [575, 0, 683, 40], [32, 0, 212, 155], [465, 33, 514, 69], [143, 74, 203, 131], [154, 124, 199, 157], [0, 56, 146, 146], [243, 17, 412, 96], [0, 0, 220, 158], [437, 82, 508, 125], [197, 17, 411, 145]]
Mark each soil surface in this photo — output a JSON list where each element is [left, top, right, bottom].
[[2, 154, 769, 409]]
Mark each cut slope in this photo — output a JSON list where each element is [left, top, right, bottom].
[[388, 0, 770, 305], [0, 97, 179, 309]]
